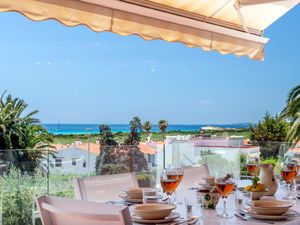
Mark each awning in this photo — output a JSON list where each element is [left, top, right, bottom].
[[0, 0, 298, 60]]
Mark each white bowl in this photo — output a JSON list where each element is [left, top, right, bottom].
[[203, 176, 215, 186], [252, 200, 293, 215], [250, 191, 267, 200], [134, 204, 176, 220], [123, 188, 158, 199]]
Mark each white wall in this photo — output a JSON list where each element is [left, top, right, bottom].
[[45, 147, 97, 175]]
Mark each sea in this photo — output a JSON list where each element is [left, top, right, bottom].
[[43, 123, 250, 135]]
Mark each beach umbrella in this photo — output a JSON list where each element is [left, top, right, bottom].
[[0, 0, 299, 60]]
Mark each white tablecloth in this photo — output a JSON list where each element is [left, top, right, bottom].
[[133, 180, 300, 225]]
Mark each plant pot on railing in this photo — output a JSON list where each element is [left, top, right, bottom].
[[136, 173, 154, 188]]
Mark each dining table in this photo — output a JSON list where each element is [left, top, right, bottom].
[[130, 179, 300, 225]]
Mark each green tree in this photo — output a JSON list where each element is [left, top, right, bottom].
[[95, 124, 118, 174], [158, 119, 168, 140], [281, 84, 300, 143], [123, 117, 148, 172], [124, 116, 142, 145], [250, 112, 288, 142], [0, 92, 53, 172], [96, 121, 148, 174], [250, 112, 289, 158], [143, 121, 152, 136], [158, 119, 168, 168]]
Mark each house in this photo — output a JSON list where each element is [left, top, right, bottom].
[[47, 142, 158, 174], [46, 143, 99, 175]]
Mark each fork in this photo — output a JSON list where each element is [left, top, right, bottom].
[[169, 216, 198, 225], [237, 211, 275, 224]]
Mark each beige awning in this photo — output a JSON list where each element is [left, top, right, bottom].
[[0, 0, 298, 60]]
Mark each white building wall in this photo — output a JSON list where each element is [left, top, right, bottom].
[[45, 147, 97, 175]]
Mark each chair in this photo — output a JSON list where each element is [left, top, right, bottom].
[[36, 195, 132, 225], [179, 165, 210, 190], [73, 173, 139, 202]]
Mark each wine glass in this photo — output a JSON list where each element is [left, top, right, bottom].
[[215, 173, 236, 218], [246, 155, 259, 176], [160, 168, 178, 204], [281, 162, 297, 200], [172, 166, 184, 204]]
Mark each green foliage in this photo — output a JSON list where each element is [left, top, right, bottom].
[[260, 156, 277, 165], [0, 92, 53, 172], [124, 117, 142, 145], [240, 153, 248, 176], [250, 112, 288, 142], [240, 153, 247, 165], [98, 164, 130, 175], [158, 120, 168, 138], [98, 125, 118, 146], [143, 121, 152, 135], [95, 124, 118, 173], [0, 167, 83, 225], [96, 121, 148, 175], [281, 84, 300, 143], [136, 172, 155, 187], [250, 112, 288, 158], [52, 129, 252, 145], [252, 176, 260, 188]]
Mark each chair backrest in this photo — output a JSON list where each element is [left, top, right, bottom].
[[36, 195, 132, 225], [179, 165, 210, 190], [73, 173, 139, 202]]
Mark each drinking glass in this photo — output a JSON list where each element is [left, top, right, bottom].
[[185, 190, 204, 218], [246, 156, 259, 176], [215, 174, 236, 218], [172, 166, 184, 204], [160, 168, 178, 204], [142, 189, 160, 203], [281, 162, 297, 200]]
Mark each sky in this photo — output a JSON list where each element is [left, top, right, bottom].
[[0, 5, 299, 125]]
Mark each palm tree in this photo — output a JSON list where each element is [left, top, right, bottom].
[[281, 84, 300, 143], [143, 121, 152, 138], [158, 119, 168, 140], [158, 119, 168, 168], [0, 91, 53, 172]]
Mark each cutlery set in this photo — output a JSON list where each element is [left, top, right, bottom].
[[159, 216, 199, 225], [234, 211, 275, 224]]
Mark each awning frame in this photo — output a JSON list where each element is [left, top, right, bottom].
[[81, 0, 269, 44]]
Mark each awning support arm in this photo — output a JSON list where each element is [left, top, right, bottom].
[[234, 1, 249, 33]]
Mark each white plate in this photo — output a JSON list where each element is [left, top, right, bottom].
[[131, 212, 180, 224], [119, 193, 143, 203], [244, 209, 297, 220], [119, 193, 168, 204], [198, 183, 214, 189]]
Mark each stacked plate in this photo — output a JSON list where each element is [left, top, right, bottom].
[[119, 187, 163, 204], [131, 203, 179, 224], [243, 200, 296, 220], [197, 176, 215, 192]]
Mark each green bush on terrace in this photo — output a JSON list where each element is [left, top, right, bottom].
[[0, 167, 82, 225], [0, 167, 156, 225]]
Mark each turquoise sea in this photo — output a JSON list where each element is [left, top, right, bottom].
[[43, 123, 250, 135]]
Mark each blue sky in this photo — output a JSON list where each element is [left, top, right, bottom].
[[0, 6, 299, 125]]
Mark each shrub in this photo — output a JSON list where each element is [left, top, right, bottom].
[[136, 172, 155, 187], [97, 164, 130, 175], [0, 168, 81, 225]]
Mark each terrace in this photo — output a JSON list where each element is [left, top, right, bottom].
[[0, 137, 299, 224], [0, 0, 300, 225]]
